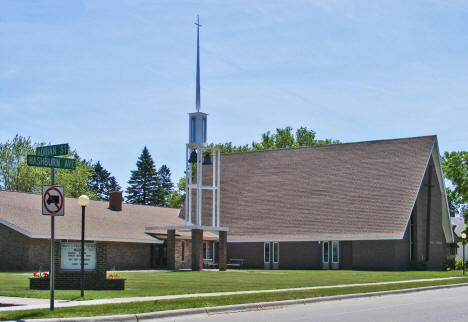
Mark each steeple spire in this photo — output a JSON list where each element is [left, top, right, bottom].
[[195, 15, 202, 112]]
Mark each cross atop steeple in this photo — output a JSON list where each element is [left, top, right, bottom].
[[195, 15, 202, 112]]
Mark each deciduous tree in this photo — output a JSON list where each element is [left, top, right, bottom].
[[168, 177, 186, 208], [213, 126, 340, 153], [0, 134, 99, 199], [442, 151, 468, 219]]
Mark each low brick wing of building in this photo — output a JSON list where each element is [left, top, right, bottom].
[[193, 135, 454, 270], [0, 191, 216, 271]]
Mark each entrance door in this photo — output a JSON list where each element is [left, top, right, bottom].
[[322, 241, 340, 269], [322, 241, 330, 269], [331, 241, 339, 269], [152, 242, 167, 268], [272, 242, 279, 269]]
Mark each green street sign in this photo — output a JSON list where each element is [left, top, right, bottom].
[[27, 155, 76, 170], [36, 144, 69, 157]]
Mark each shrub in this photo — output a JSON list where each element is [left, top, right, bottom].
[[455, 258, 466, 270], [446, 257, 456, 270]]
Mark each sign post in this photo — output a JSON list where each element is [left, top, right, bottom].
[[27, 144, 75, 311], [50, 170, 55, 311]]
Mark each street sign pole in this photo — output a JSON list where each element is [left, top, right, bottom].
[[26, 143, 74, 311], [50, 168, 55, 311]]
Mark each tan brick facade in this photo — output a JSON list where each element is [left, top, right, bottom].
[[175, 239, 192, 269], [106, 242, 152, 270], [0, 224, 160, 271]]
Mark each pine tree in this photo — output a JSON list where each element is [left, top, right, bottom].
[[88, 161, 121, 201], [158, 164, 174, 207], [126, 147, 162, 205]]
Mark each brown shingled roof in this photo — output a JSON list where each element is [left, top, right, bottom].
[[194, 135, 437, 241], [0, 191, 190, 243]]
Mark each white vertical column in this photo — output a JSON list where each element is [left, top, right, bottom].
[[185, 146, 188, 225], [196, 147, 201, 225], [199, 147, 203, 226], [217, 150, 220, 227], [188, 150, 192, 224], [212, 148, 216, 227]]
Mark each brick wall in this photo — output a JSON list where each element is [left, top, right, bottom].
[[279, 242, 322, 269], [0, 224, 30, 271], [227, 242, 264, 268], [415, 161, 447, 270], [0, 224, 158, 272], [106, 242, 152, 270], [27, 238, 50, 271], [175, 239, 192, 269]]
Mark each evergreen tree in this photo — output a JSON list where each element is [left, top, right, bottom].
[[126, 147, 162, 205], [88, 161, 121, 201], [158, 164, 174, 207]]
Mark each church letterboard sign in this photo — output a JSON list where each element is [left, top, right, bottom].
[[60, 242, 97, 271]]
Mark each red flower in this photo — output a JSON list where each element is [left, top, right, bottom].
[[42, 272, 48, 277]]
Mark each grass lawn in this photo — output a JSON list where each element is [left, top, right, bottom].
[[1, 277, 468, 321], [0, 270, 465, 300]]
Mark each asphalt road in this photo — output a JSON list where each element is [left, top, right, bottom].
[[152, 285, 468, 322]]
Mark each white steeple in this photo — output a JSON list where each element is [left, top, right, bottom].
[[189, 15, 207, 146], [195, 15, 201, 112]]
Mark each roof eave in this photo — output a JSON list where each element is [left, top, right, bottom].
[[228, 235, 403, 243]]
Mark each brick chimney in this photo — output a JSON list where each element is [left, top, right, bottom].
[[109, 191, 123, 211]]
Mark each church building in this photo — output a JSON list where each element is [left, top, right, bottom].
[[193, 135, 454, 270]]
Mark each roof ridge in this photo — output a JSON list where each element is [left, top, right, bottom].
[[219, 135, 437, 156], [0, 189, 41, 196], [0, 189, 175, 210]]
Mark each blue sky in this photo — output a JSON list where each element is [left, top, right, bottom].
[[1, 0, 467, 190]]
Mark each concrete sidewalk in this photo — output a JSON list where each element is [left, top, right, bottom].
[[0, 276, 464, 312]]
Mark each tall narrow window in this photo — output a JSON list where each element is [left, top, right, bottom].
[[203, 242, 207, 259], [213, 242, 216, 263], [190, 117, 196, 142], [181, 241, 186, 262], [323, 242, 329, 263], [273, 242, 279, 263], [264, 242, 270, 263], [202, 117, 207, 142], [410, 208, 415, 261], [332, 241, 339, 263]]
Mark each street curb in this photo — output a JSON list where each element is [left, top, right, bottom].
[[13, 282, 468, 322]]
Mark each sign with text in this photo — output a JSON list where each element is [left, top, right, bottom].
[[60, 242, 96, 271], [27, 155, 76, 170], [42, 185, 64, 216], [36, 144, 69, 157]]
